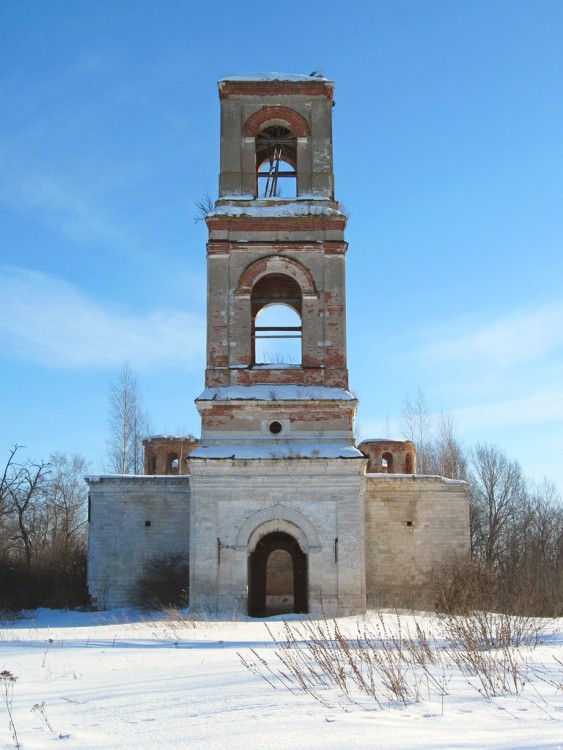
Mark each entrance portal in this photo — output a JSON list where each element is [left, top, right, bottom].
[[248, 531, 308, 616]]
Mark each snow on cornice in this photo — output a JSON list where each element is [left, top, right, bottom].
[[365, 473, 467, 484], [207, 201, 344, 219], [196, 385, 356, 402], [219, 73, 331, 83], [85, 474, 188, 482], [359, 438, 413, 444], [190, 443, 363, 459]]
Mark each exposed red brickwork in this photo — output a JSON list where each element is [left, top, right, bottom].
[[242, 106, 310, 137], [206, 216, 347, 233], [237, 255, 317, 296], [204, 366, 349, 389], [323, 242, 348, 255], [205, 369, 230, 387], [202, 76, 350, 404], [358, 440, 417, 474], [143, 436, 199, 475], [233, 367, 319, 386], [208, 352, 228, 367], [219, 80, 333, 101], [251, 274, 302, 315], [207, 241, 348, 256], [198, 400, 356, 432]]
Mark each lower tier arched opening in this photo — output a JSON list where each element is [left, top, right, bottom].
[[247, 531, 308, 617]]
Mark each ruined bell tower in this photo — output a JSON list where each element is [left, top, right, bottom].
[[188, 74, 367, 616], [204, 74, 348, 390]]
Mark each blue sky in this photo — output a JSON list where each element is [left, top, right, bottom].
[[1, 0, 562, 486]]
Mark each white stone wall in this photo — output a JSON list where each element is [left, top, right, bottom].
[[86, 469, 470, 614], [364, 474, 470, 606], [188, 456, 367, 617], [87, 476, 190, 609]]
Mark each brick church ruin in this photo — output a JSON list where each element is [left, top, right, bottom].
[[87, 74, 470, 616]]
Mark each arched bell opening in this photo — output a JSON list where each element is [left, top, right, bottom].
[[248, 531, 308, 617], [167, 452, 179, 475], [256, 125, 297, 198], [254, 305, 302, 365], [251, 274, 303, 365]]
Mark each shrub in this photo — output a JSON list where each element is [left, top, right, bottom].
[[432, 557, 563, 617], [0, 548, 89, 612], [133, 552, 189, 610]]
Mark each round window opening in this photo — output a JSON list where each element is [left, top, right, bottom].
[[269, 420, 283, 435]]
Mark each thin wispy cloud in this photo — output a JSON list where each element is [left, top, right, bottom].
[[425, 302, 563, 367], [0, 267, 205, 370], [0, 76, 148, 252], [358, 301, 563, 444], [451, 389, 563, 432], [3, 173, 130, 247]]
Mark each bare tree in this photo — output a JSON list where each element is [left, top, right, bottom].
[[39, 453, 88, 563], [193, 191, 215, 223], [469, 443, 527, 566], [425, 413, 468, 480], [0, 446, 90, 610], [401, 387, 433, 473], [106, 363, 151, 474], [0, 445, 50, 569]]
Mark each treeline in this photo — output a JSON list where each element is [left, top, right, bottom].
[[0, 446, 89, 611], [402, 390, 563, 616]]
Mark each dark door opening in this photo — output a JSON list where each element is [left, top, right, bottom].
[[248, 531, 308, 617]]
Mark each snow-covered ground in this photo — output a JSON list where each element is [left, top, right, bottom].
[[1, 609, 562, 750]]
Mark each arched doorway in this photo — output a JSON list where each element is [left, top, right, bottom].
[[248, 531, 308, 616]]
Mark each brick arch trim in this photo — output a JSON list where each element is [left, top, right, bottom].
[[236, 255, 318, 297], [236, 506, 322, 553], [243, 106, 310, 138]]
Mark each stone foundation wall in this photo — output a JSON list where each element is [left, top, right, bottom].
[[364, 474, 470, 607], [87, 476, 190, 609]]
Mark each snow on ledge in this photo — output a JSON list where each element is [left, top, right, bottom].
[[219, 72, 331, 83], [219, 194, 331, 202], [360, 438, 411, 444], [196, 385, 356, 402], [85, 474, 189, 483], [145, 434, 193, 440], [207, 202, 344, 219], [365, 473, 466, 484], [244, 363, 300, 370], [190, 444, 363, 460]]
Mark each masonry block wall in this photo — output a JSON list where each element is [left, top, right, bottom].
[[364, 475, 470, 606], [188, 457, 366, 617], [87, 477, 190, 609], [86, 469, 469, 612]]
